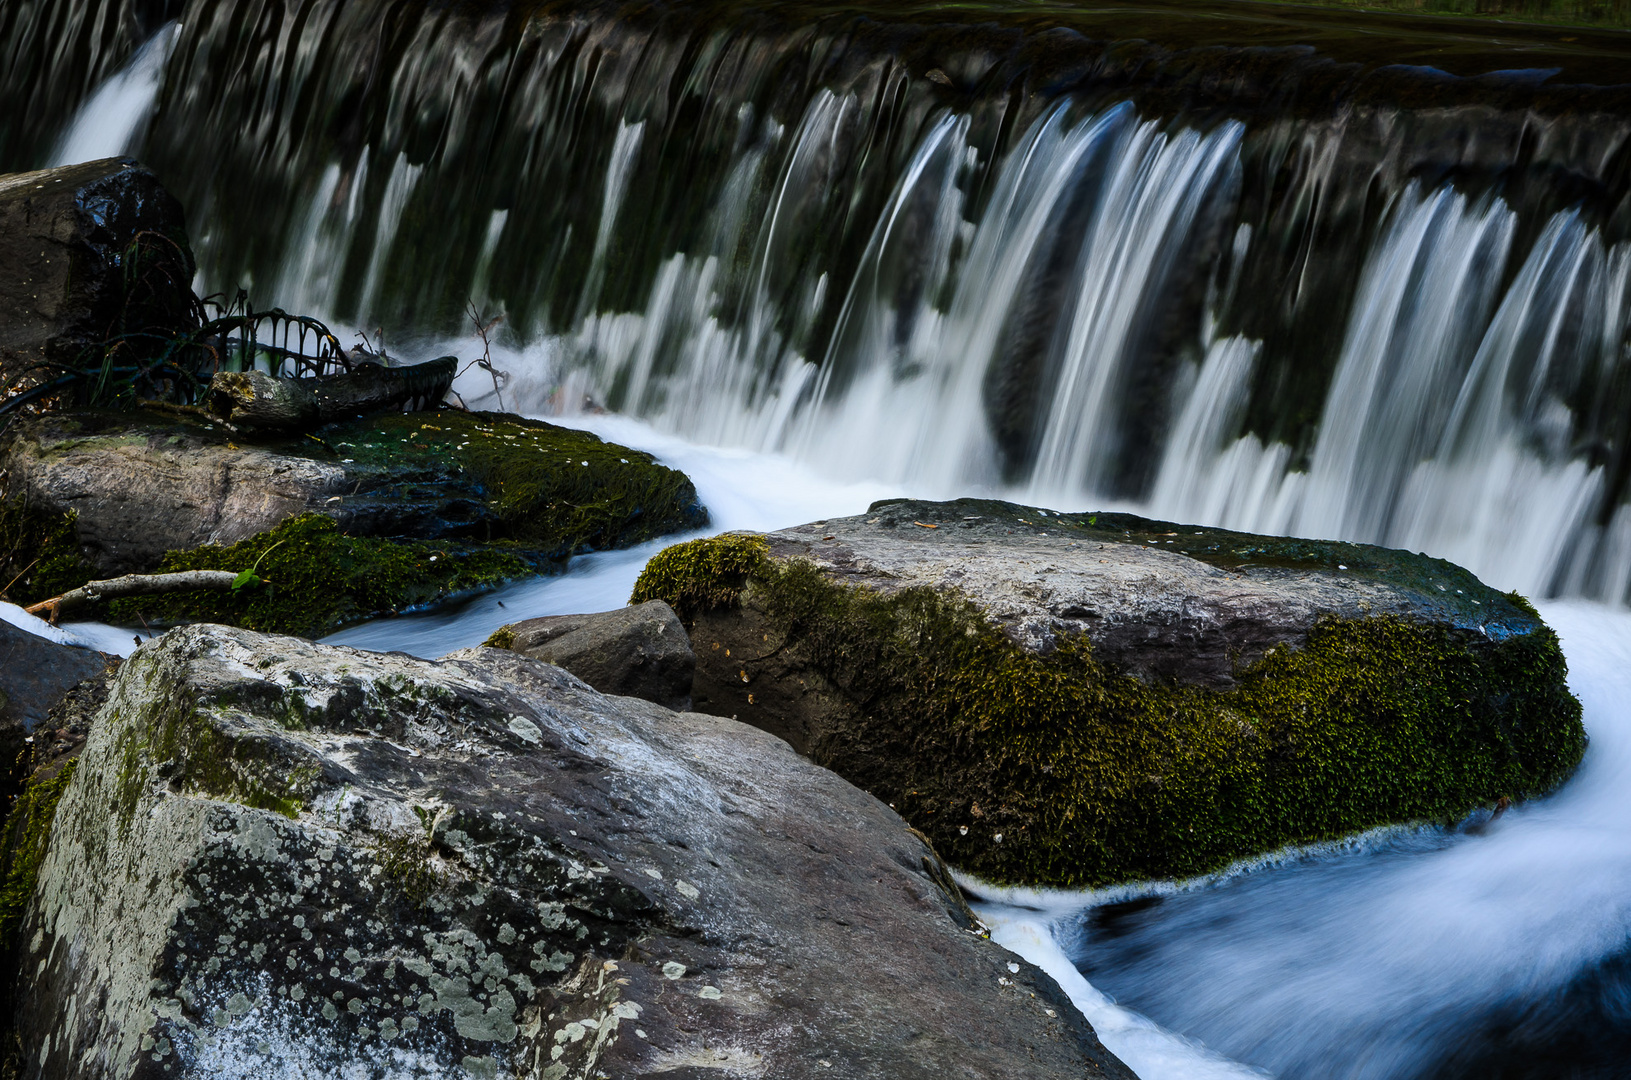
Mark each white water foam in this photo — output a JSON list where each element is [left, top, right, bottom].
[[47, 24, 179, 167]]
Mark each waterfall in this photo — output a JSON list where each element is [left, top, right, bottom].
[[6, 0, 1630, 607], [46, 22, 178, 167]]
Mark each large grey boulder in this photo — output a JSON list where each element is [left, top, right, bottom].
[[631, 498, 1585, 889], [486, 601, 694, 710], [14, 624, 1136, 1080], [0, 159, 195, 385]]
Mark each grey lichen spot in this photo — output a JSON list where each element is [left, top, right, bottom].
[[662, 962, 686, 980], [698, 985, 722, 1000], [322, 1001, 339, 1021], [675, 879, 700, 899], [507, 717, 542, 744], [462, 1055, 500, 1080]]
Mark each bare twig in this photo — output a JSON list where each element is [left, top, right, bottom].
[[25, 570, 241, 624], [461, 301, 509, 411]]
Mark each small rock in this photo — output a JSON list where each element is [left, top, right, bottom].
[[488, 601, 694, 710]]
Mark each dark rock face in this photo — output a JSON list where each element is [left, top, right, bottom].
[[14, 625, 1136, 1080], [488, 601, 694, 710], [0, 622, 113, 789], [633, 499, 1586, 887], [0, 159, 195, 384]]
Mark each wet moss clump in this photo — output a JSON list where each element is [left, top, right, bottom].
[[0, 761, 77, 949], [0, 493, 94, 606], [629, 533, 770, 616], [104, 513, 536, 638], [634, 536, 1587, 888], [325, 411, 707, 557]]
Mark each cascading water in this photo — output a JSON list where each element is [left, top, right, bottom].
[[10, 1, 1631, 1076], [18, 0, 1622, 605]]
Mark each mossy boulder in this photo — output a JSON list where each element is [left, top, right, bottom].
[[11, 623, 1135, 1079], [0, 408, 708, 632], [631, 498, 1587, 888], [1, 408, 707, 579]]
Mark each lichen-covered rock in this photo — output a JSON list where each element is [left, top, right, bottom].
[[1, 409, 706, 577], [484, 601, 694, 710], [631, 497, 1587, 888], [13, 624, 1135, 1080]]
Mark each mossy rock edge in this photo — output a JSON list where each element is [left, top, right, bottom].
[[1, 408, 710, 635], [632, 501, 1587, 888]]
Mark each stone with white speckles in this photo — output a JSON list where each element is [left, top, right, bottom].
[[14, 624, 1135, 1080]]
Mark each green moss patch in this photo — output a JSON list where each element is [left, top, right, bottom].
[[630, 533, 770, 617], [104, 513, 536, 638], [323, 410, 707, 557], [0, 493, 94, 606], [0, 761, 77, 949], [636, 535, 1586, 888]]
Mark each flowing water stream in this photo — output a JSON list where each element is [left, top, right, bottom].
[[10, 2, 1631, 1075]]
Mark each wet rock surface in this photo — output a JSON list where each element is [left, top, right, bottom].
[[488, 601, 694, 710], [0, 621, 110, 737], [14, 624, 1135, 1080], [0, 158, 195, 382], [752, 497, 1542, 690]]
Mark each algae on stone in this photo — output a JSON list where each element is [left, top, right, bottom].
[[323, 410, 707, 557], [0, 492, 94, 606], [3, 407, 709, 633], [632, 513, 1587, 889], [105, 513, 536, 638], [0, 760, 77, 949]]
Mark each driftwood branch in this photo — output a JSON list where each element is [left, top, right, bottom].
[[25, 570, 241, 624], [208, 356, 457, 431]]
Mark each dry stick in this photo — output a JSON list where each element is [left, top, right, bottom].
[[1, 556, 41, 600], [25, 570, 240, 625]]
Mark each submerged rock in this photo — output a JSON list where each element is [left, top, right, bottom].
[[483, 601, 694, 710], [631, 497, 1587, 888], [13, 624, 1135, 1080]]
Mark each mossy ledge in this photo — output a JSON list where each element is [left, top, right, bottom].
[[632, 505, 1586, 888], [101, 513, 538, 638], [0, 407, 710, 628]]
